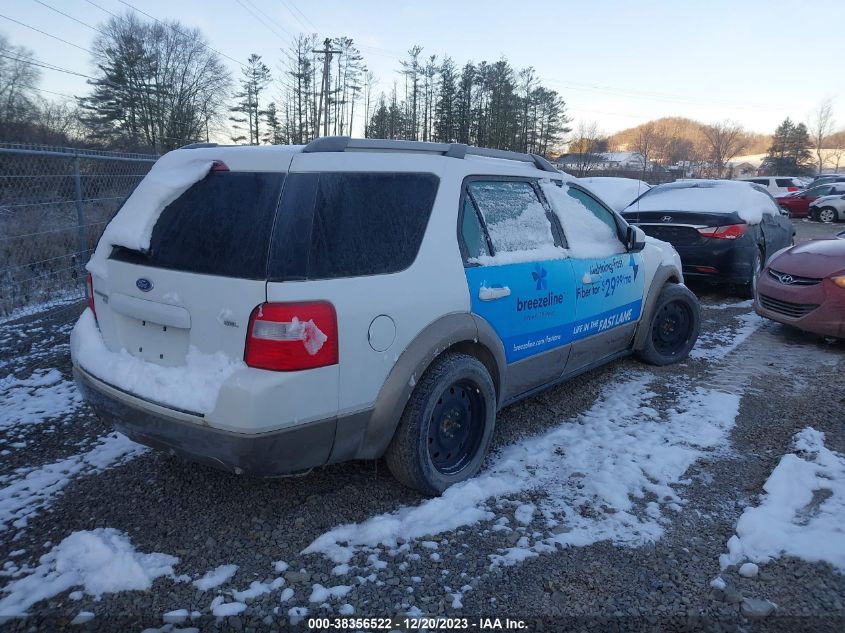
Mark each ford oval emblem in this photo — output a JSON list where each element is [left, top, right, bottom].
[[136, 278, 153, 292]]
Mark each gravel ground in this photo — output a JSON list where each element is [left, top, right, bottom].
[[1, 219, 843, 633]]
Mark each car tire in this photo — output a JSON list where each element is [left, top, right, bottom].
[[385, 352, 496, 496], [740, 248, 763, 299], [636, 283, 701, 366], [817, 207, 837, 223]]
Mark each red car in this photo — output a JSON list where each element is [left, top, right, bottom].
[[755, 233, 845, 338], [776, 183, 845, 218]]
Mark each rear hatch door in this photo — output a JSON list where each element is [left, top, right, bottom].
[[92, 164, 288, 369]]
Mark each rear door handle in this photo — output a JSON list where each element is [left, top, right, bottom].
[[479, 286, 511, 301]]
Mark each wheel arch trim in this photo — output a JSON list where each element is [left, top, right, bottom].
[[633, 264, 683, 352], [354, 312, 507, 460]]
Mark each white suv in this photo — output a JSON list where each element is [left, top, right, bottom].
[[738, 176, 804, 196], [71, 137, 699, 495]]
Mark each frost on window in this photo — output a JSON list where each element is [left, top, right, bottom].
[[469, 182, 554, 254]]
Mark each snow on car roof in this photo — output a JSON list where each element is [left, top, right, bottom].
[[579, 177, 651, 212], [626, 179, 777, 224]]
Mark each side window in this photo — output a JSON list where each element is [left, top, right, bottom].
[[776, 178, 795, 187], [467, 180, 554, 254], [460, 198, 490, 259], [563, 187, 621, 238], [267, 172, 439, 281], [308, 173, 438, 278]]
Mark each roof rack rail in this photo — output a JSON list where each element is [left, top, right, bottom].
[[302, 136, 558, 173], [180, 142, 219, 149]]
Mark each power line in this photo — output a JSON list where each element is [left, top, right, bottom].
[[107, 0, 248, 69], [281, 0, 319, 33], [232, 0, 290, 46], [0, 51, 95, 81], [27, 84, 77, 100], [239, 0, 294, 39], [0, 11, 95, 55], [31, 0, 106, 36]]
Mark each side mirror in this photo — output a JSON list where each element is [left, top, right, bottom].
[[626, 225, 646, 252]]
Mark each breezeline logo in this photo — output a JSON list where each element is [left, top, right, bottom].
[[532, 264, 548, 290], [518, 265, 562, 312]]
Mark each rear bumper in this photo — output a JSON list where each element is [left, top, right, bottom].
[[754, 273, 845, 339], [674, 242, 756, 285], [74, 365, 371, 476]]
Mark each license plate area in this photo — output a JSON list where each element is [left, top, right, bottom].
[[116, 315, 190, 366]]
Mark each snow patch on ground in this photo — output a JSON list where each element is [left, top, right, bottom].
[[0, 369, 82, 430], [0, 528, 179, 616], [193, 564, 238, 591], [703, 299, 754, 311], [209, 596, 246, 617], [71, 309, 244, 414], [0, 292, 83, 325], [721, 428, 845, 573], [309, 583, 352, 603], [0, 432, 145, 530], [304, 374, 739, 567], [691, 312, 764, 361]]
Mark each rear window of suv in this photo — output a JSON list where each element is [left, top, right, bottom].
[[268, 172, 439, 280], [111, 171, 285, 279]]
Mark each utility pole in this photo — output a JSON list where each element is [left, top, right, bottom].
[[313, 38, 342, 138]]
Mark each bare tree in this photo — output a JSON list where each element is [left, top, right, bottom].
[[701, 120, 748, 178], [630, 122, 660, 179], [568, 120, 606, 176], [808, 98, 836, 175], [827, 129, 845, 172], [0, 34, 41, 126], [80, 12, 231, 152]]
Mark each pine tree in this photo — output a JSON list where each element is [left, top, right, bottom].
[[261, 103, 285, 144], [765, 118, 813, 175], [230, 54, 271, 145], [433, 57, 458, 143]]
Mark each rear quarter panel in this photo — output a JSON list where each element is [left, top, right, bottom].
[[271, 153, 471, 418]]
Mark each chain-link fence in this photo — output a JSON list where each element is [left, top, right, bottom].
[[0, 144, 157, 319]]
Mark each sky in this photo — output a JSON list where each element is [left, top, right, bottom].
[[3, 0, 844, 141]]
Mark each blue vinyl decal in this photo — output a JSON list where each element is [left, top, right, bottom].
[[568, 253, 644, 342], [465, 260, 575, 363], [465, 252, 644, 363]]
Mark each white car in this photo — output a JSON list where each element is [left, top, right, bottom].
[[71, 137, 698, 495], [578, 176, 651, 212], [808, 194, 845, 223], [737, 176, 804, 196]]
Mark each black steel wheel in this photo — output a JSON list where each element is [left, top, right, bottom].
[[426, 379, 486, 476], [651, 300, 694, 356], [636, 283, 701, 366], [385, 352, 497, 495]]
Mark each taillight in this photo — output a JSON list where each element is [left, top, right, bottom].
[[245, 302, 338, 371], [787, 186, 798, 192], [86, 272, 96, 319], [697, 224, 748, 240], [210, 160, 229, 172]]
